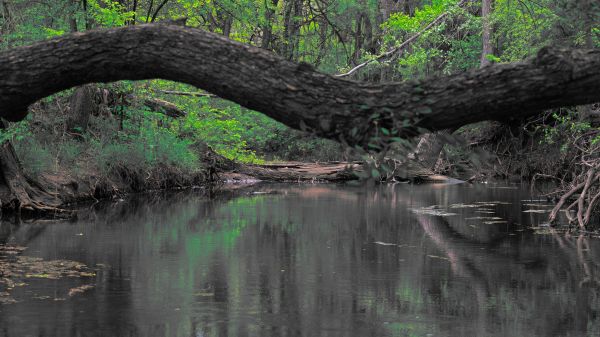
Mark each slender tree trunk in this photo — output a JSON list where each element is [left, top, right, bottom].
[[69, 0, 79, 32], [480, 0, 493, 67], [82, 0, 91, 30], [353, 12, 363, 64], [314, 2, 329, 67], [221, 15, 232, 38], [363, 11, 373, 53], [131, 0, 138, 25], [261, 0, 278, 49], [281, 0, 293, 56], [150, 0, 169, 22], [1, 0, 13, 34], [403, 0, 414, 16], [145, 0, 154, 23], [282, 0, 302, 60]]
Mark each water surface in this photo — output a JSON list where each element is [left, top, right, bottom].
[[0, 183, 599, 337]]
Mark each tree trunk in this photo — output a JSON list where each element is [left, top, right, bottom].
[[67, 84, 95, 134], [282, 0, 302, 60], [314, 2, 329, 67], [412, 130, 449, 170], [82, 0, 91, 30], [0, 25, 599, 148], [261, 0, 278, 50], [131, 0, 138, 25], [1, 1, 13, 34], [150, 0, 169, 22], [0, 123, 71, 217], [69, 0, 79, 33], [480, 0, 493, 67], [353, 11, 363, 64]]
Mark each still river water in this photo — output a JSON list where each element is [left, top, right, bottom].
[[0, 183, 599, 337]]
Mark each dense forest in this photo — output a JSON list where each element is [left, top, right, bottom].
[[2, 1, 600, 334], [0, 0, 599, 228]]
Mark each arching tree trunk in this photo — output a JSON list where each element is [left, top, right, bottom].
[[0, 25, 599, 148]]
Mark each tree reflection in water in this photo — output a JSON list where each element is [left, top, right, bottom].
[[0, 184, 598, 337]]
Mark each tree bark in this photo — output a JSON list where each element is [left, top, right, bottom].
[[0, 25, 599, 148], [69, 0, 79, 33], [131, 0, 138, 25], [261, 0, 278, 50], [0, 124, 72, 217], [67, 84, 95, 134], [480, 0, 493, 67]]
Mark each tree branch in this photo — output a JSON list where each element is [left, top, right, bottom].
[[336, 0, 468, 78]]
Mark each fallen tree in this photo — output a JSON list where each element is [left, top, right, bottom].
[[143, 98, 186, 118], [0, 24, 599, 219], [0, 24, 599, 148]]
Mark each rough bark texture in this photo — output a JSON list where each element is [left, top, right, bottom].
[[412, 129, 455, 170], [236, 162, 361, 182], [67, 84, 95, 133], [0, 138, 71, 218], [0, 24, 599, 147]]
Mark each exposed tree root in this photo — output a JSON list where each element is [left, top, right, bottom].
[[549, 166, 600, 230], [0, 140, 74, 219]]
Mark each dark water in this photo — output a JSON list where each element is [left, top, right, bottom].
[[1, 183, 599, 337]]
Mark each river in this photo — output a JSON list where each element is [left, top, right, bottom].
[[0, 183, 598, 337]]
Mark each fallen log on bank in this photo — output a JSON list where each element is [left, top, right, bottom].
[[143, 98, 186, 118], [221, 160, 461, 183], [233, 162, 361, 182]]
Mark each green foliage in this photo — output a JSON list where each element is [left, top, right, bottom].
[[492, 0, 559, 62], [89, 107, 200, 173], [87, 0, 134, 27], [539, 109, 595, 154], [1, 0, 598, 182]]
